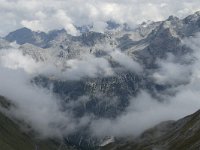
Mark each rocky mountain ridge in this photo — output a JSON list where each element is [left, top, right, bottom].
[[1, 11, 200, 149]]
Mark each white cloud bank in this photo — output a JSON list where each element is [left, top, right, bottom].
[[110, 50, 143, 73], [0, 48, 114, 80], [0, 0, 200, 35], [0, 66, 91, 138]]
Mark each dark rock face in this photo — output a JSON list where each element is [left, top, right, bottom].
[[34, 72, 143, 118], [106, 21, 120, 30]]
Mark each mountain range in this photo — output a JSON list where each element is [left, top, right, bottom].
[[1, 11, 200, 150]]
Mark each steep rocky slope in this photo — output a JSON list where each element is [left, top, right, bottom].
[[101, 109, 200, 150]]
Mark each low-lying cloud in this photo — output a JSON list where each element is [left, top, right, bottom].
[[0, 66, 92, 138], [110, 50, 143, 73], [90, 33, 200, 137], [152, 53, 192, 85], [1, 33, 200, 141], [0, 48, 114, 80]]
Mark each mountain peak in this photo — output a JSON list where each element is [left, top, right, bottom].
[[183, 11, 200, 23], [5, 27, 35, 45], [167, 15, 179, 22]]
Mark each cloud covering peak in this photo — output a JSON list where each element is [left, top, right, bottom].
[[0, 0, 200, 35]]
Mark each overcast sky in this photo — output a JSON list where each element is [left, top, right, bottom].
[[0, 0, 200, 36]]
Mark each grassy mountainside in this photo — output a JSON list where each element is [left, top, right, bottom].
[[101, 110, 200, 150], [0, 96, 77, 150]]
